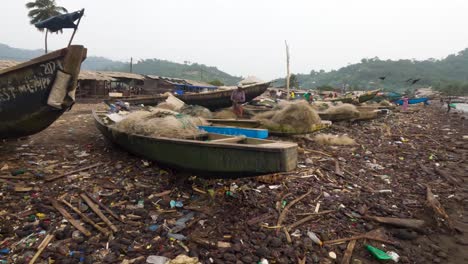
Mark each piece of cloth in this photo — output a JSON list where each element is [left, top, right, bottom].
[[232, 102, 243, 118], [35, 9, 84, 32], [402, 97, 409, 111], [304, 93, 311, 102], [231, 89, 245, 103]]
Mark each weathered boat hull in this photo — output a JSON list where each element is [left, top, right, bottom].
[[330, 90, 380, 104], [176, 82, 270, 110], [104, 94, 167, 106], [93, 111, 297, 176], [0, 46, 87, 139]]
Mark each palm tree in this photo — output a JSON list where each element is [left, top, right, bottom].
[[26, 0, 68, 53]]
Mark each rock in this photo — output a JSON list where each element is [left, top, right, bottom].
[[269, 237, 282, 248], [305, 158, 313, 165], [436, 251, 447, 259], [433, 257, 441, 263], [223, 253, 237, 262], [393, 229, 419, 240], [352, 259, 362, 264], [255, 247, 270, 257], [241, 256, 253, 263]]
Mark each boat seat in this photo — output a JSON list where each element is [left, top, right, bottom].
[[209, 136, 246, 143]]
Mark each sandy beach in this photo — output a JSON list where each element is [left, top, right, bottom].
[[0, 103, 466, 264]]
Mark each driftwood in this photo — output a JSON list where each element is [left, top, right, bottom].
[[60, 199, 111, 236], [85, 191, 123, 223], [49, 198, 91, 236], [80, 193, 119, 232], [363, 215, 425, 230], [340, 240, 356, 264], [426, 186, 454, 229], [324, 229, 398, 246], [276, 189, 313, 228], [28, 234, 54, 264], [435, 167, 461, 185], [45, 163, 102, 182], [287, 210, 335, 231]]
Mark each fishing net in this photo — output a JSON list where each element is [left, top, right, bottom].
[[323, 103, 359, 121], [313, 134, 356, 145], [254, 101, 321, 133], [179, 105, 213, 118], [112, 109, 208, 139]]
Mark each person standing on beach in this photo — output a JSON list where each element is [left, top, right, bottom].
[[231, 85, 246, 118], [402, 96, 409, 111], [447, 98, 452, 113]]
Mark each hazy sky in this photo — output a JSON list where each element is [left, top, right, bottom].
[[3, 0, 468, 79]]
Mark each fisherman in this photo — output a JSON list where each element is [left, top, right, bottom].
[[447, 97, 452, 113], [304, 92, 312, 103], [402, 95, 409, 111], [231, 85, 246, 118], [290, 91, 296, 99], [276, 89, 282, 99]]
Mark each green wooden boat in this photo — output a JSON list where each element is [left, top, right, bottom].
[[330, 89, 380, 104], [0, 45, 87, 139], [93, 111, 297, 176]]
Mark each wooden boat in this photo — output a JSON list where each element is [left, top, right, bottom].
[[104, 94, 167, 106], [176, 82, 271, 110], [395, 97, 429, 105], [0, 45, 87, 139], [93, 111, 297, 176], [206, 119, 331, 136], [330, 89, 380, 104]]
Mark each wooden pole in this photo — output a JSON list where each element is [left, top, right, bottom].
[[68, 9, 85, 47], [49, 198, 92, 236], [80, 193, 119, 232], [60, 199, 111, 236], [28, 234, 54, 264], [84, 191, 123, 223], [285, 40, 290, 100], [44, 29, 48, 54]]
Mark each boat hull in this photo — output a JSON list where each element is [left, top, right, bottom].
[[0, 46, 87, 139], [93, 111, 297, 176], [176, 82, 270, 110]]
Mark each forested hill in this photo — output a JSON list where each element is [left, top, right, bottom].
[[0, 43, 241, 85], [274, 48, 468, 92]]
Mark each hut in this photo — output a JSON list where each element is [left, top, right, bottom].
[[77, 71, 116, 98], [98, 71, 145, 96], [143, 75, 217, 95]]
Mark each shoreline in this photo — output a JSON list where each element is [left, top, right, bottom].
[[0, 103, 466, 263]]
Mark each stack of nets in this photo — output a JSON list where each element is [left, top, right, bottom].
[[253, 101, 321, 133], [322, 103, 360, 121], [156, 102, 212, 118], [112, 109, 208, 139]]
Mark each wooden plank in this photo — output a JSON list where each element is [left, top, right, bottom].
[[60, 199, 111, 236], [45, 163, 101, 182], [84, 191, 123, 223], [28, 234, 54, 264], [49, 198, 91, 236], [80, 193, 119, 232]]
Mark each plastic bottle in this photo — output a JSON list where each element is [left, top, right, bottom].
[[307, 231, 323, 246]]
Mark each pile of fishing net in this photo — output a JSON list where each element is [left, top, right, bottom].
[[321, 103, 360, 121], [213, 108, 237, 119], [253, 101, 321, 133], [112, 109, 208, 139], [313, 133, 356, 145]]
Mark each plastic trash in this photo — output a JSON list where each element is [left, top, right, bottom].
[[328, 251, 337, 259], [307, 231, 323, 246], [148, 225, 159, 231], [167, 233, 186, 241], [172, 212, 194, 233], [258, 258, 269, 264], [146, 255, 170, 264], [170, 200, 183, 208], [0, 248, 10, 254], [366, 245, 392, 260], [386, 251, 400, 262], [137, 199, 144, 208], [11, 169, 26, 176]]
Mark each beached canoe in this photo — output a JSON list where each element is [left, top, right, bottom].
[[176, 82, 270, 111], [395, 98, 429, 105], [0, 45, 87, 139], [93, 111, 297, 176], [330, 89, 380, 104], [104, 94, 167, 106]]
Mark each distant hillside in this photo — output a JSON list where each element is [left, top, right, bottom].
[[274, 48, 468, 93], [0, 43, 241, 85]]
